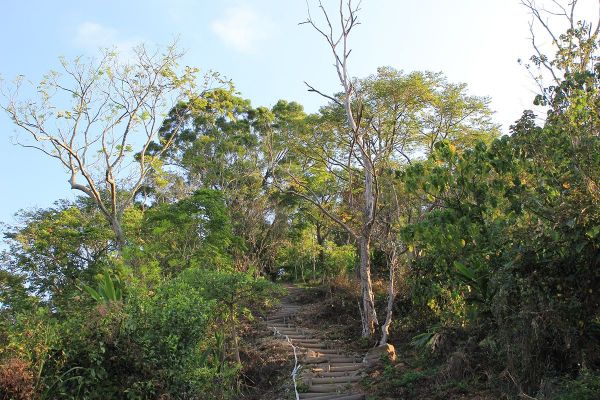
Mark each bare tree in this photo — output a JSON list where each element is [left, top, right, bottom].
[[1, 43, 205, 251], [298, 0, 498, 340], [521, 0, 600, 94], [301, 0, 379, 338]]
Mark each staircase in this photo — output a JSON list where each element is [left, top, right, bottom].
[[266, 286, 366, 400]]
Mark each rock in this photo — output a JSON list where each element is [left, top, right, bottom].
[[362, 343, 396, 366]]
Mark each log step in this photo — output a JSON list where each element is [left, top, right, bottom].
[[309, 383, 354, 393], [299, 394, 364, 400], [308, 370, 361, 378], [292, 338, 322, 343], [309, 375, 362, 384], [294, 342, 328, 348], [327, 357, 363, 363], [303, 356, 329, 364]]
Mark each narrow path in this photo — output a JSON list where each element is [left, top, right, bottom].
[[267, 286, 366, 400]]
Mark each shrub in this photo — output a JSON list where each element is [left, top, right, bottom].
[[0, 358, 35, 400]]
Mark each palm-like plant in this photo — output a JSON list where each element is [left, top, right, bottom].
[[82, 271, 122, 303]]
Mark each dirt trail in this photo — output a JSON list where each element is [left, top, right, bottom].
[[266, 286, 366, 400]]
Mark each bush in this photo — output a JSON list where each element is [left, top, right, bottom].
[[553, 370, 600, 400], [0, 268, 278, 399], [0, 358, 35, 400]]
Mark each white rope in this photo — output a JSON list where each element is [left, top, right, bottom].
[[272, 326, 302, 400]]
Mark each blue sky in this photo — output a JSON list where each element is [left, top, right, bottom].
[[0, 0, 589, 228]]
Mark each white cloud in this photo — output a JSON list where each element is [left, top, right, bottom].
[[73, 21, 141, 57], [211, 6, 272, 54]]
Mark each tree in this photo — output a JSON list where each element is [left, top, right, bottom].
[[1, 43, 205, 250], [301, 0, 380, 338], [129, 189, 235, 275], [397, 1, 600, 392], [521, 0, 599, 97], [151, 88, 309, 275], [2, 200, 114, 309], [300, 0, 499, 339]]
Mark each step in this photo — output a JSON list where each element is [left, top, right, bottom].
[[302, 349, 340, 355], [309, 371, 361, 378], [272, 328, 299, 334], [303, 356, 329, 364], [282, 334, 311, 340], [267, 317, 292, 323], [292, 338, 322, 343], [309, 383, 354, 393], [327, 357, 363, 363], [311, 364, 362, 372], [294, 341, 328, 348], [310, 375, 362, 384], [268, 328, 296, 333], [267, 323, 294, 327], [269, 313, 296, 318], [299, 350, 342, 358], [299, 393, 364, 400]]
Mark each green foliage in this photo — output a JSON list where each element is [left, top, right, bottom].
[[2, 9, 598, 398], [177, 267, 280, 324], [400, 56, 600, 392], [276, 222, 356, 282], [128, 189, 235, 274], [1, 200, 113, 310], [82, 271, 122, 304], [1, 268, 276, 399], [554, 370, 600, 400]]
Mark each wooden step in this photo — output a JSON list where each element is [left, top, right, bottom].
[[302, 349, 340, 355], [267, 317, 292, 323], [308, 371, 360, 378], [294, 341, 328, 348], [269, 313, 296, 318], [327, 357, 363, 363], [323, 364, 363, 372], [292, 338, 322, 343], [309, 375, 362, 384], [272, 328, 299, 334], [267, 323, 294, 328], [309, 383, 354, 393], [303, 356, 329, 364], [283, 334, 311, 340], [299, 393, 364, 400]]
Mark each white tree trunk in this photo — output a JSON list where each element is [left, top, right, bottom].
[[359, 235, 377, 337], [303, 0, 379, 338], [380, 248, 398, 345]]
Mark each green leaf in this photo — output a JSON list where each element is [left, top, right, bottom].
[[82, 285, 101, 302], [586, 225, 600, 239], [410, 331, 435, 348], [454, 261, 475, 282], [103, 271, 116, 301]]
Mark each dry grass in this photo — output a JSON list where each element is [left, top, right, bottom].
[[0, 358, 35, 400]]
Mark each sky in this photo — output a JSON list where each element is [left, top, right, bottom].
[[0, 0, 595, 230]]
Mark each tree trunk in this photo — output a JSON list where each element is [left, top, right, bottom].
[[359, 235, 377, 338], [316, 223, 326, 267], [380, 248, 398, 345], [231, 321, 241, 365], [304, 0, 378, 339], [357, 127, 378, 338], [110, 216, 126, 253]]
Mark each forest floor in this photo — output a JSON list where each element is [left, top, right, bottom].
[[243, 282, 501, 400]]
